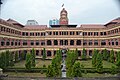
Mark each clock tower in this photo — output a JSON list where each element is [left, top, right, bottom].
[[59, 8, 69, 25]]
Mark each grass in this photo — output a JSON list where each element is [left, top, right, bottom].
[[4, 72, 115, 78], [13, 59, 51, 68], [4, 72, 46, 77], [82, 73, 114, 77], [77, 60, 117, 68]]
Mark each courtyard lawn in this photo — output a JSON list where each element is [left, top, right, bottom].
[[77, 60, 117, 68], [4, 72, 46, 77], [82, 73, 114, 77], [4, 72, 114, 78], [12, 59, 51, 68]]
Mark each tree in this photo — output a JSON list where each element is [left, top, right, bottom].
[[31, 48, 36, 67], [96, 53, 103, 73], [75, 48, 78, 59], [82, 48, 86, 60], [25, 53, 32, 70], [9, 52, 14, 66], [110, 49, 114, 63], [21, 51, 26, 60], [92, 49, 98, 67], [111, 66, 117, 75], [0, 52, 6, 69], [15, 51, 19, 62], [116, 51, 120, 68], [103, 49, 108, 60], [5, 50, 10, 66], [46, 65, 55, 77], [66, 50, 77, 77], [42, 48, 46, 60], [72, 62, 82, 77]]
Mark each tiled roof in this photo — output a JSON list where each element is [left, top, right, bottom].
[[7, 18, 24, 27], [80, 24, 106, 29], [24, 25, 48, 29]]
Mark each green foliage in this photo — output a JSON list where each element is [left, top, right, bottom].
[[42, 48, 46, 60], [0, 52, 7, 69], [9, 52, 14, 67], [103, 49, 108, 60], [110, 49, 114, 63], [66, 50, 77, 77], [116, 51, 120, 68], [6, 50, 10, 66], [96, 53, 103, 73], [15, 51, 19, 62], [25, 53, 32, 70], [111, 66, 117, 75], [51, 49, 62, 77], [21, 51, 26, 60], [46, 65, 55, 77], [82, 48, 87, 60], [31, 48, 36, 67], [72, 62, 82, 77], [75, 48, 78, 59], [0, 50, 14, 69], [92, 49, 98, 67]]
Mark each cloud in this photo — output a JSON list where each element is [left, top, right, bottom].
[[1, 0, 120, 26]]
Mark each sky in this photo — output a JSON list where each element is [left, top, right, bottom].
[[0, 0, 120, 26]]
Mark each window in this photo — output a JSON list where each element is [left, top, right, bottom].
[[94, 32, 98, 36], [70, 40, 74, 45], [23, 40, 27, 45], [6, 40, 10, 46], [83, 32, 87, 36], [70, 32, 74, 35], [88, 32, 92, 36], [22, 32, 25, 36], [101, 40, 106, 45], [111, 40, 114, 45], [89, 40, 92, 45], [36, 41, 39, 45], [94, 40, 98, 45], [15, 40, 18, 46], [54, 40, 58, 45], [47, 51, 51, 56], [1, 40, 5, 46], [76, 40, 81, 45], [83, 40, 87, 45], [41, 41, 45, 45], [115, 39, 118, 45], [11, 40, 14, 46], [31, 41, 34, 45], [47, 40, 52, 45]]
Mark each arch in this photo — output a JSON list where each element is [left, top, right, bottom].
[[60, 40, 63, 45], [70, 40, 74, 45], [47, 40, 52, 45], [36, 50, 39, 56], [89, 50, 92, 56], [78, 50, 81, 56], [65, 40, 68, 45], [47, 51, 51, 57], [54, 40, 58, 45], [76, 40, 81, 45]]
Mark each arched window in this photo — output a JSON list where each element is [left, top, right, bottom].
[[76, 40, 81, 45], [36, 50, 39, 56], [6, 39, 10, 46], [65, 40, 68, 45], [47, 40, 52, 45], [70, 40, 74, 45], [47, 51, 51, 56], [54, 40, 58, 45], [1, 39, 5, 46], [60, 40, 63, 45], [78, 51, 81, 56]]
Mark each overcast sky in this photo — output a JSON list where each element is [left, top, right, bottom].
[[1, 0, 120, 26]]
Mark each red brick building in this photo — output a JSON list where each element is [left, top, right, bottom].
[[0, 8, 120, 59]]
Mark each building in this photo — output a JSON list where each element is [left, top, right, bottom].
[[26, 20, 38, 25], [49, 18, 59, 26], [0, 8, 120, 59]]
